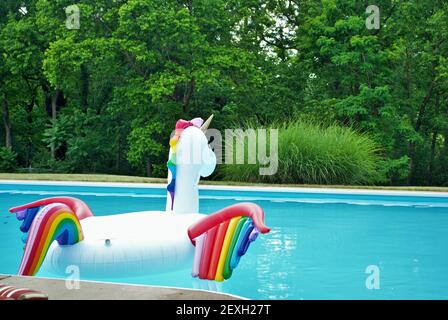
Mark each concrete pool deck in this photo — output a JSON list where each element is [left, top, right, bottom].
[[0, 274, 242, 300]]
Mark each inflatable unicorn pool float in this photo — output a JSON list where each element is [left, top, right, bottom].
[[10, 116, 270, 282]]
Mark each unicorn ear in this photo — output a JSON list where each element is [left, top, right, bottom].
[[200, 115, 214, 133], [190, 118, 204, 128]]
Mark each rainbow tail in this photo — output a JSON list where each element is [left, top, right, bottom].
[[188, 202, 270, 282], [10, 198, 87, 276]]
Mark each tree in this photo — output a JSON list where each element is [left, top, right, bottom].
[[0, 0, 447, 185]]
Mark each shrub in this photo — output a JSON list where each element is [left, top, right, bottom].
[[220, 120, 383, 185], [0, 147, 18, 172]]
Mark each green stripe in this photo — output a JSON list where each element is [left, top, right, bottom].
[[53, 218, 81, 244], [223, 216, 248, 280]]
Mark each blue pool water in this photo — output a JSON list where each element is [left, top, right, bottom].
[[1, 182, 448, 299]]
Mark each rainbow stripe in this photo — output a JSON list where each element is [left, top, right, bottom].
[[15, 203, 84, 276], [191, 216, 260, 282], [188, 202, 269, 282]]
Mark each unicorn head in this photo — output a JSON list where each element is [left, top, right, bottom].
[[166, 115, 217, 214]]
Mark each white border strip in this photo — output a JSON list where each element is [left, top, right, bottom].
[[0, 179, 447, 198]]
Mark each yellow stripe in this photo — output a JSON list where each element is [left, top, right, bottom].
[[33, 213, 81, 274], [215, 216, 241, 282], [30, 212, 72, 274]]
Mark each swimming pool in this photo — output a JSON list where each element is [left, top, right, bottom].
[[1, 181, 448, 299]]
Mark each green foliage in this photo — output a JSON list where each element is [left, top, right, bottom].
[[380, 156, 410, 185], [221, 120, 383, 185], [42, 116, 72, 154], [63, 109, 126, 174], [0, 147, 17, 172], [0, 0, 447, 186], [127, 122, 164, 168]]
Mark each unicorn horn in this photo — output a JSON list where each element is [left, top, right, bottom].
[[200, 114, 214, 133]]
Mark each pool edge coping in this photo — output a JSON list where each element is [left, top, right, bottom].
[[1, 179, 448, 197]]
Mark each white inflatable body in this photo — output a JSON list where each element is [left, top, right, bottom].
[[37, 119, 217, 277], [41, 212, 206, 277]]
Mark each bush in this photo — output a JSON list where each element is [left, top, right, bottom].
[[220, 120, 383, 185], [0, 147, 18, 172]]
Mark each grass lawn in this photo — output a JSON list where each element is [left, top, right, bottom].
[[0, 173, 166, 184], [0, 173, 447, 192]]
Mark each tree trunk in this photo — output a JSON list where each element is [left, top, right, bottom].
[[182, 78, 195, 115], [407, 79, 436, 185], [115, 135, 121, 171], [186, 0, 193, 14], [2, 99, 12, 149], [427, 131, 437, 185], [444, 130, 448, 167], [407, 142, 415, 185], [146, 158, 152, 177], [51, 90, 60, 121], [50, 90, 60, 159], [80, 64, 89, 111]]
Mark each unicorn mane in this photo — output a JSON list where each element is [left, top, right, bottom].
[[166, 118, 204, 211]]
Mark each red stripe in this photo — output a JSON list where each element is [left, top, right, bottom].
[[20, 206, 57, 275], [199, 226, 218, 279], [0, 285, 13, 293], [21, 205, 69, 275], [9, 196, 93, 220], [8, 289, 36, 299], [0, 288, 16, 297], [207, 220, 230, 280], [0, 285, 47, 300], [188, 203, 270, 243]]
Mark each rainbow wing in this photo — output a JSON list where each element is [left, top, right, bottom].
[[10, 201, 85, 276], [188, 202, 270, 282]]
